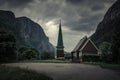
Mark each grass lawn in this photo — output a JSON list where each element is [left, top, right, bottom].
[[82, 62, 120, 71], [100, 63, 120, 70], [0, 65, 53, 80], [19, 59, 71, 63]]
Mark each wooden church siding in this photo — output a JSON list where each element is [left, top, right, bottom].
[[82, 40, 98, 54], [71, 36, 100, 62], [57, 49, 64, 57]]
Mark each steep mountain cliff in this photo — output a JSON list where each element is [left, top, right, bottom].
[[16, 17, 54, 52], [91, 0, 120, 46], [0, 10, 54, 52], [0, 10, 16, 32]]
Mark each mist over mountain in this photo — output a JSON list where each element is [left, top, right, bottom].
[[0, 10, 54, 52]]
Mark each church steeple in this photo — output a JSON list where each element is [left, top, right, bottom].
[[57, 20, 64, 48], [56, 20, 64, 59]]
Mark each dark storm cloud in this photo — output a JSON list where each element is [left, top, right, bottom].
[[0, 0, 117, 51], [0, 0, 33, 8], [64, 14, 103, 31], [38, 0, 48, 2], [63, 0, 116, 32], [66, 0, 116, 4], [0, 0, 116, 32], [66, 0, 84, 4], [91, 4, 105, 11]]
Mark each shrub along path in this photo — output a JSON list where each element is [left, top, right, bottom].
[[5, 63, 120, 80]]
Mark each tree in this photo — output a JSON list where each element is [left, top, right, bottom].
[[18, 47, 40, 60], [99, 42, 111, 53], [99, 42, 112, 63], [18, 47, 28, 54], [23, 50, 38, 60], [41, 52, 54, 60], [0, 31, 17, 63], [112, 18, 120, 64]]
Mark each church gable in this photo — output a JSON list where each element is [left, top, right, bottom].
[[81, 39, 98, 54], [71, 36, 99, 62], [72, 36, 87, 52]]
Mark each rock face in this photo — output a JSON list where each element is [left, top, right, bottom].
[[16, 17, 54, 52], [0, 10, 16, 32], [0, 10, 54, 52], [91, 0, 120, 46]]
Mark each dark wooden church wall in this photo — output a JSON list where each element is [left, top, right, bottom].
[[82, 41, 97, 54]]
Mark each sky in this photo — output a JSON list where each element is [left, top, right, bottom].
[[0, 0, 117, 52]]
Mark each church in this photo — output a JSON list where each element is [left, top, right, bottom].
[[55, 21, 100, 61], [71, 36, 100, 62], [56, 20, 64, 59]]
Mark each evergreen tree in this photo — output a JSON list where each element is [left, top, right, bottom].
[[0, 31, 16, 63], [112, 18, 120, 64], [99, 42, 112, 63], [18, 47, 40, 60]]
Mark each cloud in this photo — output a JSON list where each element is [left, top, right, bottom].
[[66, 0, 116, 4], [0, 0, 33, 8], [66, 0, 84, 4], [91, 4, 105, 11], [0, 0, 117, 51]]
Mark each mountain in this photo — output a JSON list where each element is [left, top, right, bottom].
[[0, 10, 54, 52], [91, 0, 120, 46], [0, 10, 16, 32], [16, 17, 54, 52]]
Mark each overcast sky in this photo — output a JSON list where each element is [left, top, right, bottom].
[[0, 0, 117, 52]]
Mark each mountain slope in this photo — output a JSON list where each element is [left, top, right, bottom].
[[0, 10, 54, 52], [16, 17, 54, 52], [0, 10, 16, 32], [91, 0, 120, 46]]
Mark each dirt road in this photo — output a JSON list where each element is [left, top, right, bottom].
[[5, 63, 120, 80]]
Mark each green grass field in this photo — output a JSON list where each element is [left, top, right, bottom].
[[19, 59, 71, 63], [0, 65, 53, 80], [82, 62, 120, 70]]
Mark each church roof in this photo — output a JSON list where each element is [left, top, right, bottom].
[[57, 20, 64, 48], [72, 36, 99, 52], [72, 36, 88, 52]]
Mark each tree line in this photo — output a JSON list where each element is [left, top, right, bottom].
[[99, 18, 120, 64], [0, 30, 54, 63], [0, 21, 120, 64]]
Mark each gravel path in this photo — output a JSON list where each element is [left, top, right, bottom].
[[5, 63, 120, 80]]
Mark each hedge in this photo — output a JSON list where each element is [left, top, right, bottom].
[[82, 54, 100, 62]]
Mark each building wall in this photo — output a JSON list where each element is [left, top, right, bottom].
[[82, 41, 98, 54], [57, 49, 64, 58]]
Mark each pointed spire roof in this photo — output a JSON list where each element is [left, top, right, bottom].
[[57, 20, 64, 48]]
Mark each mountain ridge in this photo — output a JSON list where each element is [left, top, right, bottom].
[[0, 10, 54, 53], [90, 0, 120, 46]]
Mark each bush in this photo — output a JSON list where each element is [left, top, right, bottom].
[[82, 54, 100, 62], [99, 42, 113, 63], [100, 52, 113, 63], [64, 53, 72, 60], [18, 47, 40, 60], [41, 52, 54, 60], [0, 31, 17, 63]]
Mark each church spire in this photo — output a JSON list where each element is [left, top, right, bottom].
[[57, 20, 64, 48], [56, 20, 64, 59]]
